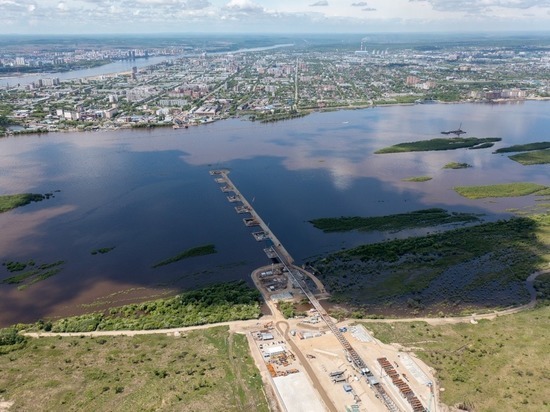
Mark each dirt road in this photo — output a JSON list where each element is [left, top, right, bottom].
[[22, 318, 267, 338]]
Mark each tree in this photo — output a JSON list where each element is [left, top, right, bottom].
[[0, 115, 10, 128]]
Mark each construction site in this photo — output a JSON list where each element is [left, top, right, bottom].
[[212, 170, 437, 412]]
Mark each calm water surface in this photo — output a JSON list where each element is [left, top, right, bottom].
[[0, 101, 548, 325]]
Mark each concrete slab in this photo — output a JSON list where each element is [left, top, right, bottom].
[[273, 373, 327, 412]]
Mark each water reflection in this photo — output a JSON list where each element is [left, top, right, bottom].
[[0, 101, 548, 325]]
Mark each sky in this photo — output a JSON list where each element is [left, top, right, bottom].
[[1, 0, 550, 34]]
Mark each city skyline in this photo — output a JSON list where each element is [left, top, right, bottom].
[[2, 0, 550, 34]]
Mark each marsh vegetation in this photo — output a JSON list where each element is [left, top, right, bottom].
[[494, 142, 550, 153], [91, 247, 115, 255], [309, 208, 481, 233], [375, 137, 501, 154], [509, 149, 550, 165], [401, 176, 432, 182], [443, 162, 472, 169], [0, 193, 48, 213], [454, 182, 549, 199], [1, 260, 65, 290], [313, 215, 549, 315], [152, 244, 217, 268]]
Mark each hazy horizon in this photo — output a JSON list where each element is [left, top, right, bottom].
[[2, 0, 550, 35]]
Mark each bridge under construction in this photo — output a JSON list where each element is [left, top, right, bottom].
[[210, 170, 426, 412]]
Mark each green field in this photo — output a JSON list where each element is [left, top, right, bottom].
[[152, 244, 217, 268], [362, 304, 550, 412], [309, 208, 481, 233], [375, 137, 501, 154], [0, 327, 269, 412], [0, 193, 46, 213], [312, 215, 550, 313], [494, 142, 550, 153], [443, 162, 472, 169], [401, 176, 432, 182], [42, 281, 261, 333], [509, 149, 550, 165], [455, 182, 549, 199]]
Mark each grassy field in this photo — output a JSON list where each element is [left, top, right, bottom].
[[362, 305, 550, 412], [443, 162, 472, 169], [312, 215, 550, 314], [455, 182, 549, 199], [401, 176, 432, 182], [375, 137, 501, 154], [309, 208, 481, 233], [0, 327, 269, 412], [152, 244, 217, 268], [0, 193, 46, 213], [494, 142, 550, 153], [509, 149, 550, 165]]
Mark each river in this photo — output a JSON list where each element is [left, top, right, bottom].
[[0, 101, 548, 325], [0, 43, 295, 87]]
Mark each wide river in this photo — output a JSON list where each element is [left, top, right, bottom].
[[0, 101, 548, 325]]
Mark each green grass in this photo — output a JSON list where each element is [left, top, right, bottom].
[[362, 305, 550, 412], [43, 281, 262, 333], [443, 162, 472, 169], [152, 244, 217, 268], [455, 182, 549, 199], [0, 193, 45, 213], [0, 327, 269, 412], [309, 208, 481, 233], [313, 215, 550, 312], [375, 137, 501, 154], [494, 142, 550, 153], [509, 149, 550, 165], [402, 176, 432, 182]]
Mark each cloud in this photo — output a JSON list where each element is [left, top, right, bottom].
[[0, 0, 36, 12], [225, 0, 264, 12], [186, 0, 210, 9], [351, 1, 368, 5], [409, 0, 550, 12], [362, 7, 376, 11], [310, 0, 329, 6]]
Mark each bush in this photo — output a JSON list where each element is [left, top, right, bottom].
[[0, 327, 26, 346]]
